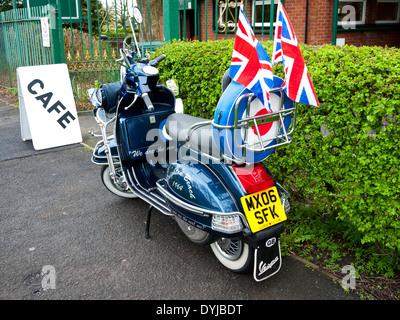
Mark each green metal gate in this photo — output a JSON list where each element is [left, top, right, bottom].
[[0, 0, 163, 111], [64, 0, 122, 111], [0, 4, 55, 88], [0, 0, 279, 111], [61, 0, 163, 111]]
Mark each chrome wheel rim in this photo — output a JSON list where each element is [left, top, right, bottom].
[[214, 238, 243, 261]]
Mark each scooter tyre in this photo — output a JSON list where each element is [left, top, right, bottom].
[[210, 239, 254, 273], [101, 165, 138, 199]]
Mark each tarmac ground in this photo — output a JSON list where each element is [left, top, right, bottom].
[[0, 99, 360, 304]]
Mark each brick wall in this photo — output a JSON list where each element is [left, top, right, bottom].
[[194, 0, 400, 47], [197, 0, 317, 43], [284, 0, 307, 43], [337, 30, 400, 47], [335, 0, 400, 47]]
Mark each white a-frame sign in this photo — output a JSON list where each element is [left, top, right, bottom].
[[17, 64, 82, 150]]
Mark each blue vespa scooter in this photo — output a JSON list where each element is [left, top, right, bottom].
[[89, 7, 296, 281]]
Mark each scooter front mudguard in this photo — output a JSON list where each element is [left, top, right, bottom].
[[91, 139, 119, 165]]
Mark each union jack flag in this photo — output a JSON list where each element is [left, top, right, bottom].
[[229, 8, 274, 110], [272, 2, 319, 107]]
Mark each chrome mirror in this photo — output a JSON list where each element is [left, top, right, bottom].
[[129, 6, 142, 24]]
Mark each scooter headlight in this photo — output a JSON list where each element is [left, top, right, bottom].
[[212, 214, 243, 234]]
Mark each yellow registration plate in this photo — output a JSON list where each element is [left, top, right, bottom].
[[240, 186, 287, 233]]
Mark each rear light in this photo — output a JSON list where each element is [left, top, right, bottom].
[[212, 214, 243, 234], [276, 182, 291, 213], [232, 163, 274, 194]]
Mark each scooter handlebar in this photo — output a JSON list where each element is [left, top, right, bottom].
[[149, 54, 166, 67], [142, 92, 154, 111]]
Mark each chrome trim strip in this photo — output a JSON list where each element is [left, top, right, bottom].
[[125, 168, 173, 216], [156, 180, 250, 230]]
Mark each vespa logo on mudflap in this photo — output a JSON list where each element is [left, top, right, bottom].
[[258, 256, 279, 276], [265, 237, 276, 248]]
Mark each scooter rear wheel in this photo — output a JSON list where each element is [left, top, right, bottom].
[[101, 165, 138, 199], [210, 238, 253, 273], [175, 217, 215, 245]]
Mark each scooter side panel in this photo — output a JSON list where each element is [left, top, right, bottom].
[[165, 161, 238, 214], [118, 104, 174, 162], [116, 85, 175, 163]]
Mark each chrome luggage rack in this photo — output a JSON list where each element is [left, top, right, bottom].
[[186, 88, 297, 164]]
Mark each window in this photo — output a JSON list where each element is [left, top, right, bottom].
[[252, 0, 278, 28], [375, 0, 400, 23], [338, 0, 366, 26]]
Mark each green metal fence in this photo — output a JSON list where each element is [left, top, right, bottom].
[[64, 0, 136, 110], [0, 0, 163, 111], [176, 0, 277, 42], [62, 0, 164, 110], [0, 0, 280, 111], [64, 0, 278, 110], [0, 4, 54, 87]]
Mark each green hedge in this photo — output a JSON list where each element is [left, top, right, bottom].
[[153, 41, 400, 252], [154, 39, 235, 117]]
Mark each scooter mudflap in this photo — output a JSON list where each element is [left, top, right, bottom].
[[253, 237, 282, 282]]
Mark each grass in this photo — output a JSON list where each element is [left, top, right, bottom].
[[0, 86, 19, 107], [281, 200, 400, 300]]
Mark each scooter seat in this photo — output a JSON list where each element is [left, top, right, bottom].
[[165, 113, 221, 158]]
